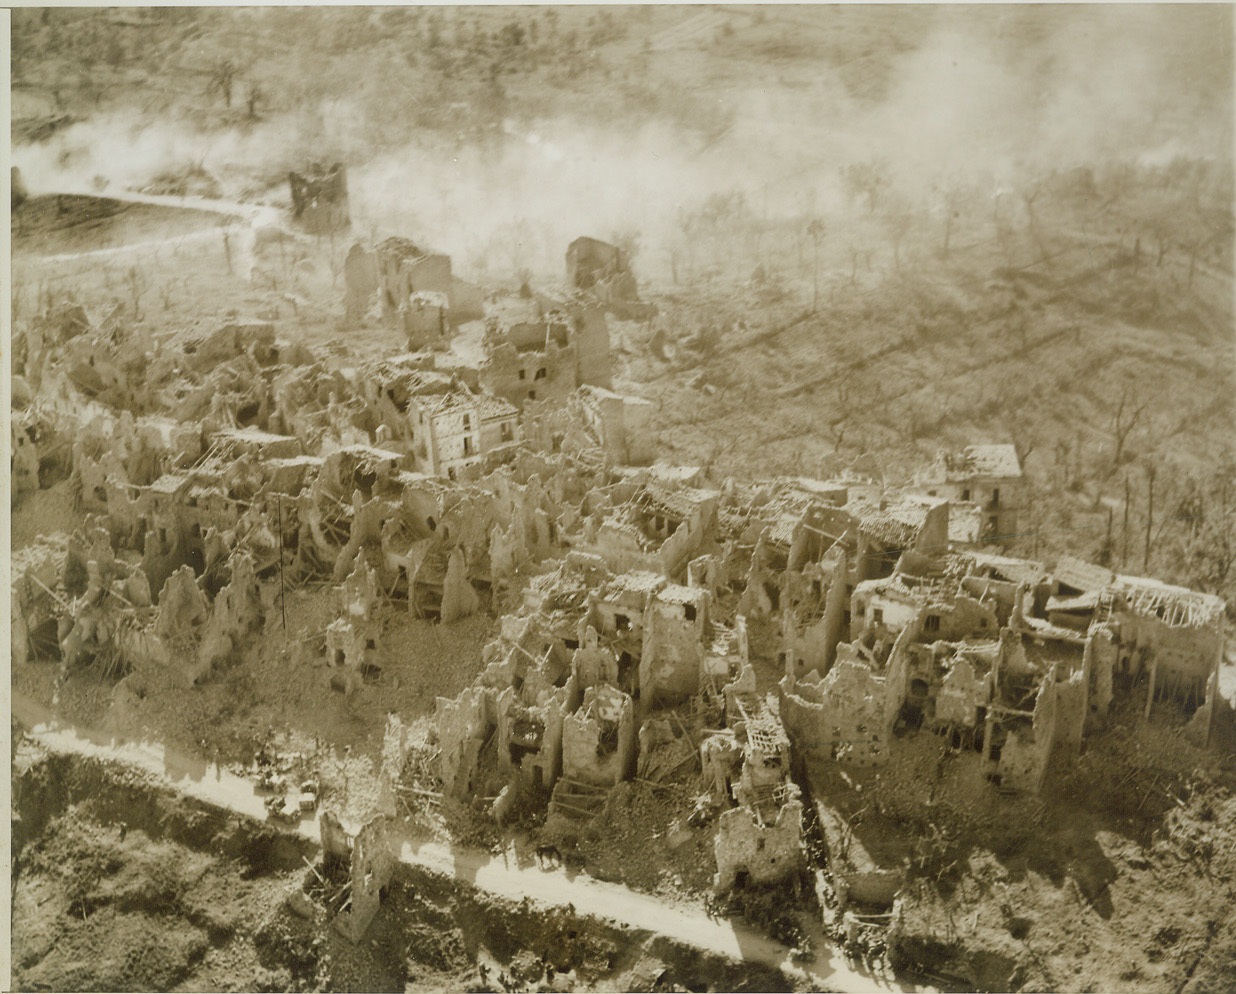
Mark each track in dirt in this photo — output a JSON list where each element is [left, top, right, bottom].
[[13, 689, 933, 994]]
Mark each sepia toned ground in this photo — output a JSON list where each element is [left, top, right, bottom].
[[11, 6, 1236, 993]]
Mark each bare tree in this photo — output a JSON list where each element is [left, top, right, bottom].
[[841, 159, 890, 215], [1143, 462, 1157, 572], [1020, 181, 1052, 266], [1110, 384, 1148, 467], [882, 204, 914, 272], [210, 59, 237, 108], [246, 82, 263, 121], [807, 217, 825, 311], [827, 378, 853, 455], [937, 184, 962, 258]]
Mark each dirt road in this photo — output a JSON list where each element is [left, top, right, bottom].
[[13, 690, 930, 993]]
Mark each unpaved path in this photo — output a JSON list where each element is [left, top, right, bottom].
[[13, 689, 931, 993], [16, 187, 285, 264]]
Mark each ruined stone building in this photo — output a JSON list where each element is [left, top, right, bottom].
[[478, 296, 612, 410], [915, 443, 1023, 546], [288, 163, 350, 234], [565, 236, 653, 319], [11, 239, 1228, 938]]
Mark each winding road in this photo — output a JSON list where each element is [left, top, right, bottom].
[[14, 689, 930, 993]]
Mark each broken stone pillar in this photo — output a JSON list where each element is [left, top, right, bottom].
[[194, 552, 264, 683], [376, 714, 410, 818], [343, 243, 379, 324], [440, 546, 479, 623], [155, 566, 210, 641], [334, 817, 396, 943]]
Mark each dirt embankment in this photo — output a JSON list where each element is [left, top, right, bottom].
[[884, 698, 1236, 993], [13, 741, 315, 992], [12, 739, 806, 993], [13, 193, 232, 257]]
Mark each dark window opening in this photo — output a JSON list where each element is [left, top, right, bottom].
[[684, 604, 697, 622], [961, 488, 971, 502], [463, 436, 474, 456], [518, 369, 526, 380], [534, 367, 548, 381], [924, 614, 940, 633], [528, 390, 537, 400], [615, 613, 631, 631], [872, 607, 883, 625]]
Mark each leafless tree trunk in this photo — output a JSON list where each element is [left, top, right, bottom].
[[1122, 473, 1131, 568], [1144, 464, 1156, 572], [1111, 385, 1147, 466]]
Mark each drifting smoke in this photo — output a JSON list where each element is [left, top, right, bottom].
[[14, 5, 1230, 282]]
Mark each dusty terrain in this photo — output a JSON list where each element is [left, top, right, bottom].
[[11, 6, 1236, 994]]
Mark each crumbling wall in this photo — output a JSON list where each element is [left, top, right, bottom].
[[12, 419, 40, 504], [816, 656, 889, 768], [1086, 624, 1117, 727], [435, 687, 493, 798], [994, 668, 1058, 793], [778, 672, 829, 762], [336, 817, 395, 943], [736, 534, 776, 619], [713, 799, 805, 894], [343, 243, 380, 323], [479, 337, 577, 410], [851, 583, 921, 638], [376, 714, 410, 818], [561, 684, 635, 787], [1053, 667, 1087, 756], [639, 588, 707, 710], [440, 546, 479, 623], [193, 552, 263, 683], [401, 292, 451, 351], [571, 627, 619, 689], [699, 730, 743, 802], [934, 657, 986, 728], [923, 594, 999, 642], [569, 303, 613, 389], [378, 241, 453, 322]]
